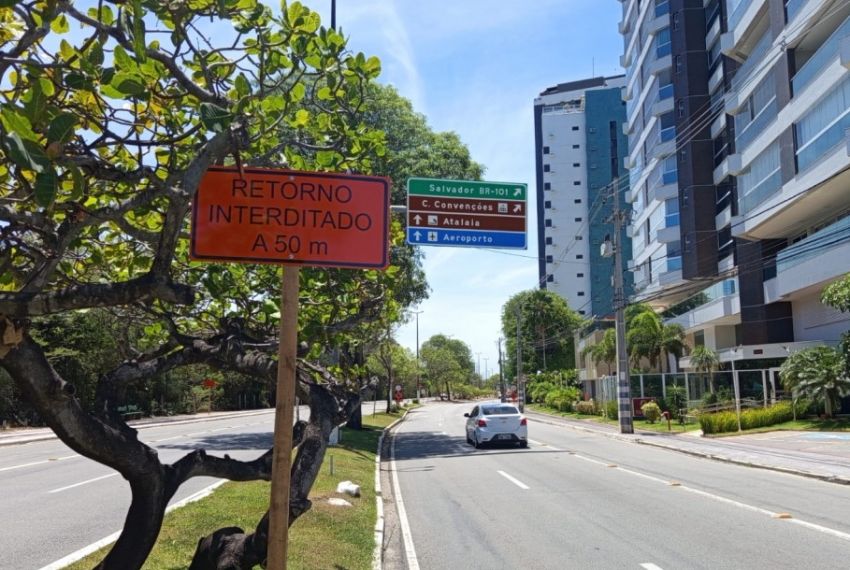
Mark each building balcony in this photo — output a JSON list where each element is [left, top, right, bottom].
[[680, 341, 829, 368], [649, 54, 672, 76], [665, 292, 740, 333], [652, 95, 674, 117], [763, 215, 850, 303], [722, 0, 768, 59], [793, 13, 850, 99]]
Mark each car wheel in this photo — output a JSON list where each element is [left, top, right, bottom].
[[519, 440, 528, 448]]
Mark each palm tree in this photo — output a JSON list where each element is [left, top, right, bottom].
[[660, 323, 687, 373], [780, 346, 850, 418], [626, 311, 662, 370], [582, 328, 617, 376], [689, 346, 719, 394]]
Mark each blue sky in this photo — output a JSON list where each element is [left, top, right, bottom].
[[57, 0, 623, 377], [301, 0, 624, 375]]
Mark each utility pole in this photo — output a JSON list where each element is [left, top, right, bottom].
[[497, 337, 506, 403], [515, 304, 524, 412], [412, 309, 423, 399], [610, 177, 633, 434], [476, 352, 482, 386], [330, 0, 336, 29], [483, 357, 489, 382]]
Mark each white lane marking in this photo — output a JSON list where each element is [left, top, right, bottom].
[[0, 454, 79, 473], [528, 438, 562, 451], [151, 435, 180, 443], [48, 473, 119, 494], [390, 425, 420, 570], [641, 564, 665, 570], [569, 452, 850, 545], [38, 479, 226, 570], [185, 431, 208, 437], [497, 470, 530, 490]]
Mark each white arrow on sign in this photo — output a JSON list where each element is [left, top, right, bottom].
[[513, 204, 522, 213], [413, 231, 422, 240], [413, 214, 422, 224], [513, 188, 522, 197]]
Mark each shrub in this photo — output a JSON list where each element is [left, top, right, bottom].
[[605, 399, 618, 420], [544, 387, 580, 412], [574, 400, 596, 415], [641, 401, 662, 423], [699, 401, 798, 434]]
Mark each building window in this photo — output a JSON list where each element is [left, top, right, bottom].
[[544, 182, 551, 190], [576, 254, 584, 259], [544, 200, 552, 209], [543, 164, 550, 172], [572, 126, 580, 131], [546, 255, 554, 263], [545, 219, 552, 227], [573, 162, 580, 167], [543, 146, 550, 154], [579, 310, 586, 315], [547, 275, 555, 283], [574, 217, 582, 222], [573, 144, 580, 149], [545, 237, 553, 245], [577, 273, 584, 277], [578, 291, 585, 296], [574, 198, 582, 203], [573, 181, 581, 186]]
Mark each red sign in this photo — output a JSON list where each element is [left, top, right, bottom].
[[202, 379, 218, 389], [408, 212, 525, 232], [191, 167, 390, 269]]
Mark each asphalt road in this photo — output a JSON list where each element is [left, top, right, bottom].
[[0, 402, 384, 570], [391, 401, 850, 570]]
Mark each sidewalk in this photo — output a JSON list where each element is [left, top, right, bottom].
[[527, 410, 850, 486], [0, 408, 275, 447]]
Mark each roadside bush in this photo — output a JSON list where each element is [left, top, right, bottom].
[[641, 401, 662, 423], [574, 400, 596, 415], [544, 387, 580, 412], [700, 401, 800, 434], [605, 399, 618, 420]]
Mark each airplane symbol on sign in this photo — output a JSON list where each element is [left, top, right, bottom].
[[413, 214, 422, 224], [513, 188, 522, 197], [427, 231, 438, 242], [513, 204, 522, 213]]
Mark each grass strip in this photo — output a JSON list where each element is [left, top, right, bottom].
[[65, 409, 407, 570]]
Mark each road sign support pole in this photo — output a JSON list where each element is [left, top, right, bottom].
[[267, 267, 300, 569]]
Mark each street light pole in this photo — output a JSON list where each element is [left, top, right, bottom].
[[476, 352, 482, 386], [497, 337, 506, 403], [610, 177, 633, 434], [330, 0, 336, 30]]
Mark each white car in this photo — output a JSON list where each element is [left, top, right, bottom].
[[465, 402, 528, 448]]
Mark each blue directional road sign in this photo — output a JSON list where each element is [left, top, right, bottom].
[[406, 178, 527, 249]]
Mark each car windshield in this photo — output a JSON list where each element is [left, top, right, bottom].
[[481, 406, 518, 416]]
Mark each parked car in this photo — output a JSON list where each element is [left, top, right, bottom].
[[464, 402, 528, 448]]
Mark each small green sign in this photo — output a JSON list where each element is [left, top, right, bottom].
[[407, 177, 527, 201]]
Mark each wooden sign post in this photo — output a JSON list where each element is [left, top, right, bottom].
[[191, 167, 389, 568]]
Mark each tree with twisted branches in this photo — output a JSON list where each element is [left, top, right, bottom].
[[0, 1, 438, 567]]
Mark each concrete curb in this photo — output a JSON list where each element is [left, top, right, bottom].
[[526, 410, 850, 487], [372, 409, 412, 570], [0, 409, 275, 447]]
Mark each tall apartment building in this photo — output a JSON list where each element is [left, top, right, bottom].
[[534, 76, 633, 318], [618, 0, 850, 376]]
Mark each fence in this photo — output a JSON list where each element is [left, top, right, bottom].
[[582, 368, 782, 412]]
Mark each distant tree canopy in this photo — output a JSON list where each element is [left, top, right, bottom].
[[502, 289, 585, 378]]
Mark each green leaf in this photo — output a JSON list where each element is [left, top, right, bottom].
[[34, 166, 59, 207], [50, 14, 70, 34], [289, 82, 306, 102], [87, 42, 105, 67], [0, 107, 37, 141], [64, 72, 89, 90], [59, 40, 75, 61], [199, 102, 232, 133], [69, 167, 85, 200], [317, 86, 333, 100], [111, 73, 145, 96], [234, 73, 251, 97], [113, 45, 135, 71], [131, 0, 147, 63], [293, 109, 309, 127], [47, 113, 77, 144], [3, 132, 43, 173]]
